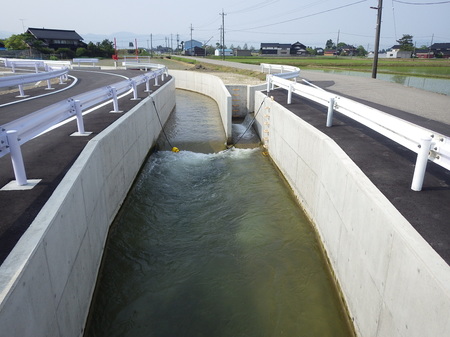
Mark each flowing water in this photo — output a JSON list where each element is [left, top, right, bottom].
[[84, 90, 354, 337]]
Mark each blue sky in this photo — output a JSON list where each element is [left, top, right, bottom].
[[1, 0, 449, 51]]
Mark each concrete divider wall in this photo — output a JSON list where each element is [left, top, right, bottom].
[[0, 79, 176, 337], [253, 91, 450, 337], [169, 69, 232, 142]]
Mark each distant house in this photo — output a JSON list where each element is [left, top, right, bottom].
[[183, 40, 203, 55], [215, 48, 233, 56], [415, 49, 434, 59], [324, 49, 337, 56], [290, 42, 307, 55], [386, 45, 411, 58], [430, 43, 450, 58], [315, 48, 324, 55], [260, 43, 291, 56], [339, 44, 357, 56], [27, 27, 85, 51], [234, 49, 252, 56]]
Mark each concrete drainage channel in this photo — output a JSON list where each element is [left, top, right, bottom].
[[0, 70, 449, 337]]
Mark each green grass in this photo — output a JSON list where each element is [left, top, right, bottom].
[[218, 56, 450, 79]]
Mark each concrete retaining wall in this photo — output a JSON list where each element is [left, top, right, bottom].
[[169, 69, 232, 142], [0, 79, 176, 337], [254, 91, 450, 337]]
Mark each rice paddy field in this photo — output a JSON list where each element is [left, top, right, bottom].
[[222, 56, 450, 79]]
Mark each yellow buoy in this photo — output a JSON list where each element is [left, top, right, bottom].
[[172, 147, 180, 153]]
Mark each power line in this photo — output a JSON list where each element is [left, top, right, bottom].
[[227, 0, 368, 32], [227, 0, 280, 14], [393, 0, 450, 4]]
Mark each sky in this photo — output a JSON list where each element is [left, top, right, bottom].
[[1, 0, 450, 51]]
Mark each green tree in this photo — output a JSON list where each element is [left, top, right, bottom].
[[356, 45, 368, 56], [4, 33, 32, 50], [325, 39, 335, 49], [98, 39, 115, 57], [306, 47, 316, 55], [396, 34, 414, 51], [56, 48, 75, 59], [76, 47, 88, 57]]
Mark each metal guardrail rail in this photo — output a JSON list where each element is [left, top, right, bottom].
[[264, 64, 450, 191], [0, 63, 168, 186], [0, 58, 70, 97]]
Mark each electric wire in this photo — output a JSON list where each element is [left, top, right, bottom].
[[391, 0, 398, 41], [151, 97, 175, 150], [393, 0, 450, 4], [227, 0, 368, 32]]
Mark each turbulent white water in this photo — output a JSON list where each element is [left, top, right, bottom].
[[84, 90, 353, 337]]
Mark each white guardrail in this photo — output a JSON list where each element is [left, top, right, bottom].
[[0, 63, 168, 186], [0, 58, 70, 97], [262, 63, 450, 192]]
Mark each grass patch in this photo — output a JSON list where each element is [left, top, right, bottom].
[[217, 56, 450, 79]]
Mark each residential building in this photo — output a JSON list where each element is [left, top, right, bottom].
[[415, 49, 434, 59], [234, 49, 252, 57], [386, 45, 412, 58], [430, 43, 450, 58], [214, 48, 233, 56], [290, 42, 307, 55], [27, 27, 85, 51], [260, 43, 291, 56]]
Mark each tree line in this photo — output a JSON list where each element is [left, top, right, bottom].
[[0, 33, 115, 59]]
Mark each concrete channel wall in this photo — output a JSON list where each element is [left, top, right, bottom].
[[0, 79, 176, 337], [169, 69, 232, 143], [253, 91, 450, 337]]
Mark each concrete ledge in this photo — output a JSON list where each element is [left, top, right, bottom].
[[0, 79, 176, 337], [169, 69, 232, 143], [254, 91, 450, 337]]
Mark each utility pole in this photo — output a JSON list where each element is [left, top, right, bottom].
[[190, 24, 194, 55], [19, 19, 26, 32], [150, 34, 153, 58], [371, 0, 383, 79], [220, 9, 226, 60], [428, 33, 434, 58]]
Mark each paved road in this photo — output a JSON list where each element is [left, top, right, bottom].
[[188, 57, 450, 263], [188, 56, 450, 128], [0, 68, 171, 263]]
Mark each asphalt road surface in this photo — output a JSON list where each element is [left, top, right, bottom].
[[0, 68, 171, 263]]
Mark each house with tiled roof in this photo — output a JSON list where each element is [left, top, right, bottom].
[[430, 43, 450, 58], [27, 27, 85, 51]]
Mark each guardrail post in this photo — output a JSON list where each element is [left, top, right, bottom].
[[109, 87, 122, 112], [411, 137, 432, 191], [266, 75, 271, 93], [143, 76, 151, 93], [154, 75, 159, 86], [6, 130, 28, 186], [287, 84, 293, 104], [74, 100, 86, 134], [326, 97, 335, 127], [46, 79, 54, 90], [17, 84, 29, 98], [130, 80, 141, 100]]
